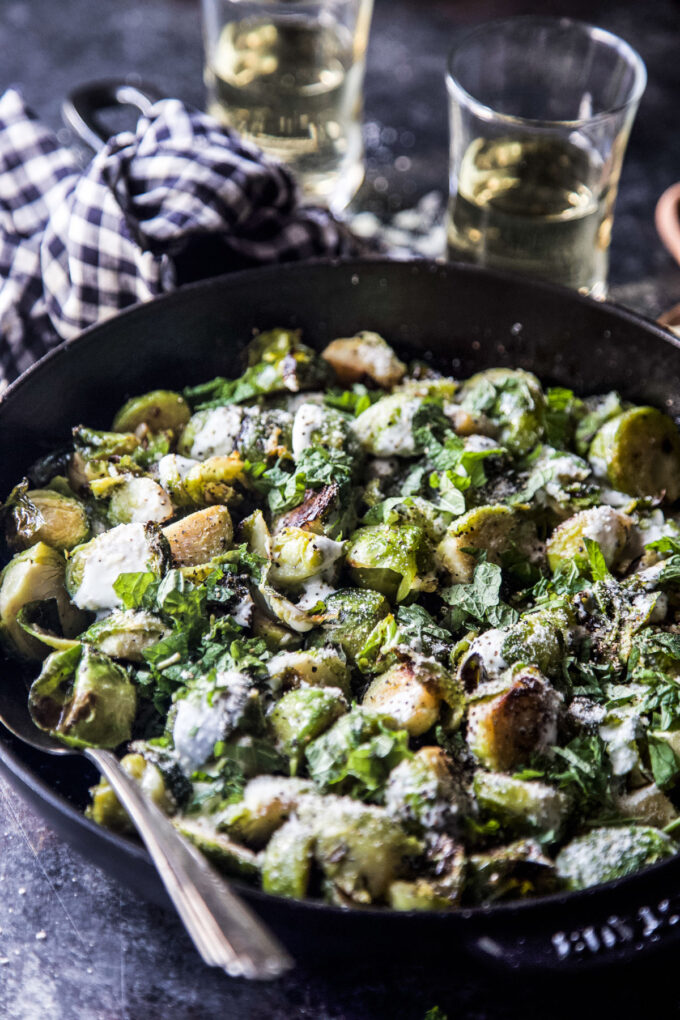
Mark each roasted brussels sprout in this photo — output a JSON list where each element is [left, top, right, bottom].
[[171, 670, 264, 773], [270, 685, 347, 770], [556, 826, 675, 890], [436, 505, 540, 584], [221, 776, 315, 848], [473, 771, 570, 839], [29, 645, 136, 748], [362, 496, 452, 544], [4, 483, 90, 552], [82, 609, 172, 662], [614, 783, 678, 828], [88, 751, 175, 832], [261, 817, 315, 898], [0, 543, 87, 660], [546, 506, 632, 574], [321, 332, 406, 389], [66, 522, 170, 611], [272, 483, 352, 540], [363, 660, 463, 737], [266, 647, 351, 698], [162, 505, 232, 567], [458, 368, 545, 456], [112, 389, 191, 434], [467, 839, 561, 903], [174, 817, 262, 879], [589, 406, 680, 501], [291, 402, 359, 461], [296, 795, 421, 905], [466, 667, 562, 771], [351, 393, 424, 457], [458, 606, 573, 689], [269, 526, 343, 588], [346, 523, 434, 602], [314, 588, 391, 663], [108, 476, 174, 526], [159, 452, 246, 508], [385, 747, 470, 834]]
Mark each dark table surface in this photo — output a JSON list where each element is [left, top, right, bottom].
[[1, 1, 680, 1018]]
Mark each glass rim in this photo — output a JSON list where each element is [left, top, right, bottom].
[[446, 15, 647, 129]]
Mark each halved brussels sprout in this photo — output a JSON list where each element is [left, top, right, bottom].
[[321, 332, 406, 389], [351, 393, 424, 457], [29, 644, 136, 748], [177, 405, 243, 460], [346, 523, 434, 602], [66, 522, 169, 611], [270, 686, 348, 770], [221, 776, 315, 848], [69, 427, 141, 493], [266, 647, 351, 698], [83, 609, 172, 662], [175, 817, 261, 879], [313, 588, 391, 663], [467, 839, 560, 903], [296, 796, 421, 905], [589, 407, 680, 501], [272, 483, 349, 539], [251, 610, 302, 653], [466, 667, 562, 772], [261, 817, 315, 898], [0, 543, 87, 660], [291, 402, 358, 461], [88, 751, 174, 832], [473, 771, 570, 839], [163, 505, 233, 567], [171, 670, 263, 773], [556, 825, 675, 890], [614, 783, 678, 828], [4, 483, 90, 552], [108, 477, 174, 526], [387, 879, 455, 911], [362, 661, 456, 737], [362, 496, 452, 544], [112, 389, 191, 433], [458, 368, 545, 456], [546, 505, 632, 575], [459, 605, 573, 688], [385, 747, 470, 834], [159, 452, 246, 508], [436, 505, 540, 585], [269, 527, 343, 589]]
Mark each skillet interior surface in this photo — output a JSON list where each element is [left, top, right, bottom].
[[3, 258, 680, 972]]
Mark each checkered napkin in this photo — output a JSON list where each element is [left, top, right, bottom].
[[0, 88, 354, 389]]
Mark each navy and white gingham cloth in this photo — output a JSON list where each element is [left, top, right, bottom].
[[0, 88, 354, 388]]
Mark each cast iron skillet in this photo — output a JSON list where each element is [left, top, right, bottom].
[[2, 258, 680, 974]]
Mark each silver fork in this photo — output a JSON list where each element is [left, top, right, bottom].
[[0, 679, 293, 980]]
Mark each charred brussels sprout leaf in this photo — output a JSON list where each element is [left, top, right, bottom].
[[29, 645, 136, 749]]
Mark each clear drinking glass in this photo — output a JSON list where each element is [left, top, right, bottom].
[[445, 17, 646, 298], [202, 0, 374, 212]]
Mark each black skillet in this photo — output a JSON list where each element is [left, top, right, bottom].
[[2, 258, 680, 974]]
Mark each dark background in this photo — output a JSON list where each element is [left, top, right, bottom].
[[1, 1, 680, 1017]]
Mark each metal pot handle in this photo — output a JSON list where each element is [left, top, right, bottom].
[[62, 79, 162, 151]]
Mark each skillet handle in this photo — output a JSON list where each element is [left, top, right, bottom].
[[62, 79, 163, 151], [467, 888, 680, 972]]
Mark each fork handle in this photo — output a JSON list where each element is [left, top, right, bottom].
[[85, 747, 292, 980]]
